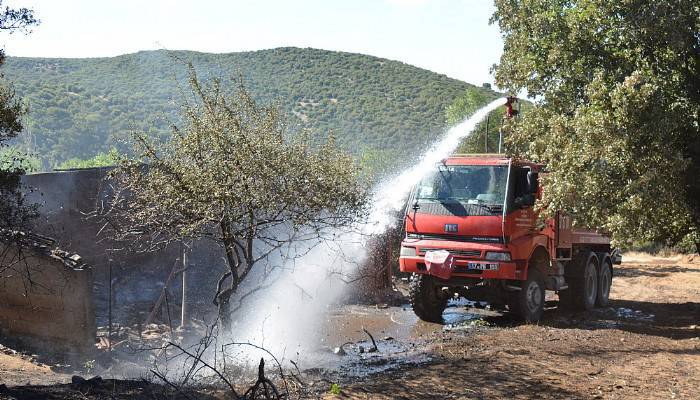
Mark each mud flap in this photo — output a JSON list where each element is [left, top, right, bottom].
[[424, 250, 454, 281]]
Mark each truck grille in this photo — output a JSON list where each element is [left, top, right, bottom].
[[407, 233, 504, 243], [418, 248, 482, 258], [416, 202, 500, 216]]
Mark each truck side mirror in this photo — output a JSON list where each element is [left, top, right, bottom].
[[527, 171, 539, 194]]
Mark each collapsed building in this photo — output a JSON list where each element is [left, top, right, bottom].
[[0, 167, 226, 354], [0, 167, 395, 356]]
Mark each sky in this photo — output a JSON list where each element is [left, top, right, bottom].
[[2, 0, 504, 86]]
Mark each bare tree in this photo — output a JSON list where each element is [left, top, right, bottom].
[[106, 67, 368, 326]]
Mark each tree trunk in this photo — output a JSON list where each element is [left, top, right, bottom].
[[217, 218, 241, 329], [215, 219, 258, 329], [218, 290, 233, 328]]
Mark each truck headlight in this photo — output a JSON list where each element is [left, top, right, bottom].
[[485, 251, 511, 261], [400, 246, 417, 257]]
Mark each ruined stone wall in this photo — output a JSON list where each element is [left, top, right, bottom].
[[0, 245, 95, 353], [21, 168, 225, 328]]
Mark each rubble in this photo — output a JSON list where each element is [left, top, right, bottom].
[[0, 228, 88, 270]]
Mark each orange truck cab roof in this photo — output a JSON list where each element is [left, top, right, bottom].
[[444, 154, 543, 170]]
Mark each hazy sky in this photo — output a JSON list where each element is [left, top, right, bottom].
[[2, 0, 504, 86]]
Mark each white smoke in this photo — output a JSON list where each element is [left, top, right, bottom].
[[226, 98, 507, 362]]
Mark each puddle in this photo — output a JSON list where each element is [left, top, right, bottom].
[[322, 336, 433, 379], [322, 304, 440, 344], [448, 298, 489, 308], [574, 307, 656, 330], [291, 304, 437, 378], [443, 306, 498, 330], [303, 301, 500, 379], [614, 307, 655, 321]]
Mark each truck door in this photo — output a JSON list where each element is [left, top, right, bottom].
[[506, 166, 538, 242]]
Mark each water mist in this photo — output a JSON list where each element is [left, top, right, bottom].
[[227, 98, 507, 363]]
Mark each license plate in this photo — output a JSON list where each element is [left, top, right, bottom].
[[467, 262, 499, 271]]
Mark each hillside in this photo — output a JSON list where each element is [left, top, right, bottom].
[[3, 47, 498, 167]]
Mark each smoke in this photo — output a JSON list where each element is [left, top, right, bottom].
[[226, 98, 507, 362]]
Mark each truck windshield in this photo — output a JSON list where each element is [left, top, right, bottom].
[[415, 165, 507, 205]]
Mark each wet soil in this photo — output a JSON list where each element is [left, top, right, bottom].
[[311, 253, 700, 399], [1, 254, 698, 399]]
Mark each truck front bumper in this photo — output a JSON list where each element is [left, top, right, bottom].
[[399, 240, 526, 281]]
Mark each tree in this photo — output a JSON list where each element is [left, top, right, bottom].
[[446, 88, 501, 154], [492, 0, 700, 252], [0, 2, 39, 277], [0, 2, 38, 144], [446, 89, 529, 155], [0, 2, 38, 235], [57, 148, 120, 169], [107, 68, 368, 325], [445, 88, 491, 126]]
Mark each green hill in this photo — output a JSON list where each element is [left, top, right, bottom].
[[3, 47, 499, 167]]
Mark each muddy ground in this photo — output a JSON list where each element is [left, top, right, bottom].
[[0, 253, 698, 399]]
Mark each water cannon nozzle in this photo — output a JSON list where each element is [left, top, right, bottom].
[[505, 96, 519, 118]]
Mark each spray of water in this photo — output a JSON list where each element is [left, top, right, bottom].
[[228, 98, 506, 362], [367, 98, 506, 232]]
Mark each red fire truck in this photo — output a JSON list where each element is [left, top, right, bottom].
[[399, 154, 621, 322]]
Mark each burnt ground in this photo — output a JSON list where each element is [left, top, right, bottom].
[[0, 253, 699, 399]]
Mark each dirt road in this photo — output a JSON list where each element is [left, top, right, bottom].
[[0, 254, 698, 399], [317, 253, 700, 399]]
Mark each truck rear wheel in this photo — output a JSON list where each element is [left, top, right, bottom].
[[596, 256, 612, 307], [508, 269, 545, 323], [564, 252, 598, 311], [409, 273, 447, 323]]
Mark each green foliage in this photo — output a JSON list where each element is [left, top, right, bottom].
[[492, 0, 700, 251], [0, 78, 25, 144], [446, 88, 492, 126], [628, 229, 699, 254], [4, 48, 497, 168], [446, 88, 502, 154], [676, 230, 700, 254], [446, 89, 534, 155], [0, 1, 38, 235], [110, 68, 368, 322], [0, 146, 40, 173], [355, 146, 402, 183], [82, 359, 95, 375], [454, 106, 505, 154], [57, 148, 120, 169], [329, 383, 341, 395], [0, 1, 37, 144]]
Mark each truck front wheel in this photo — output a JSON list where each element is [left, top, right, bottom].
[[508, 269, 545, 323], [409, 273, 447, 323]]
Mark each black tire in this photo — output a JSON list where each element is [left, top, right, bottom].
[[508, 269, 546, 323], [566, 252, 598, 311], [596, 257, 612, 307], [409, 273, 447, 323]]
